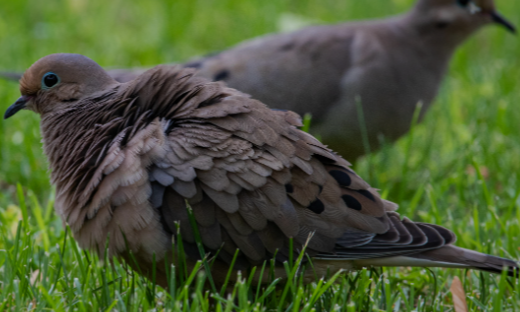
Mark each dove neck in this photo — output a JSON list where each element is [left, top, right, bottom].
[[39, 88, 123, 183]]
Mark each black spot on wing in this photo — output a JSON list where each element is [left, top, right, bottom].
[[308, 198, 325, 214], [436, 22, 449, 29], [357, 189, 375, 202], [280, 42, 295, 51], [214, 70, 230, 81], [285, 183, 294, 193], [342, 195, 362, 211], [184, 61, 203, 69], [329, 170, 351, 187]]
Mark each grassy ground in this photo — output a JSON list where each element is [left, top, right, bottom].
[[1, 0, 520, 310]]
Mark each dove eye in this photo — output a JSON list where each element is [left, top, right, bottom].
[[42, 72, 60, 89], [457, 0, 471, 7]]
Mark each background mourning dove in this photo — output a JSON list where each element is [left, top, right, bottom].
[[3, 0, 513, 159], [4, 53, 518, 288]]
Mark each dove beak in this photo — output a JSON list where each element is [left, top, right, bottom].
[[4, 95, 31, 119], [489, 11, 516, 33]]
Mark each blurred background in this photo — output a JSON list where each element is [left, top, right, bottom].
[[0, 0, 519, 305]]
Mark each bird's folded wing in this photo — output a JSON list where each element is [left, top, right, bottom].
[[63, 65, 455, 267]]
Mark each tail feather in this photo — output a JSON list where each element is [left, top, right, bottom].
[[356, 245, 518, 277], [0, 71, 23, 81], [410, 245, 519, 276]]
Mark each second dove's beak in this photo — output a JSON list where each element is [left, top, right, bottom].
[[4, 95, 30, 119], [490, 11, 516, 33]]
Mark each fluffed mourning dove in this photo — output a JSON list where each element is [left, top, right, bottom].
[[3, 0, 513, 159], [4, 54, 517, 288]]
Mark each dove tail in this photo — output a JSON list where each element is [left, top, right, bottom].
[[409, 245, 519, 277], [0, 71, 23, 81], [355, 245, 519, 277]]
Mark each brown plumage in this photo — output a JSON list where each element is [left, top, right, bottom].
[[4, 53, 518, 288], [3, 0, 514, 160]]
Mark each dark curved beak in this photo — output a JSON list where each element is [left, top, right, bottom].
[[490, 11, 516, 34], [4, 95, 30, 119]]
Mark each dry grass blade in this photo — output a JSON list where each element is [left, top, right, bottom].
[[450, 276, 468, 312]]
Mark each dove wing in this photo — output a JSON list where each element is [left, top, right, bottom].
[[57, 66, 454, 270], [120, 66, 456, 267]]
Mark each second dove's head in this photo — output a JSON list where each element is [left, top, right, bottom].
[[412, 0, 515, 36], [4, 53, 117, 119]]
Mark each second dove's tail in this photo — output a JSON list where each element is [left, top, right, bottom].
[[0, 72, 23, 81]]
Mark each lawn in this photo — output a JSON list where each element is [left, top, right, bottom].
[[1, 0, 520, 310]]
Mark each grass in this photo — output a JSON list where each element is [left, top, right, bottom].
[[1, 0, 520, 310]]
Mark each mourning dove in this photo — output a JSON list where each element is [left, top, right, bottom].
[[3, 0, 513, 159], [5, 53, 517, 287]]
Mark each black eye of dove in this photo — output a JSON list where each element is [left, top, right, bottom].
[[42, 72, 59, 88], [457, 0, 471, 7]]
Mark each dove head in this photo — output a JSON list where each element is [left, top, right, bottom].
[[4, 53, 117, 119], [409, 0, 515, 40]]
